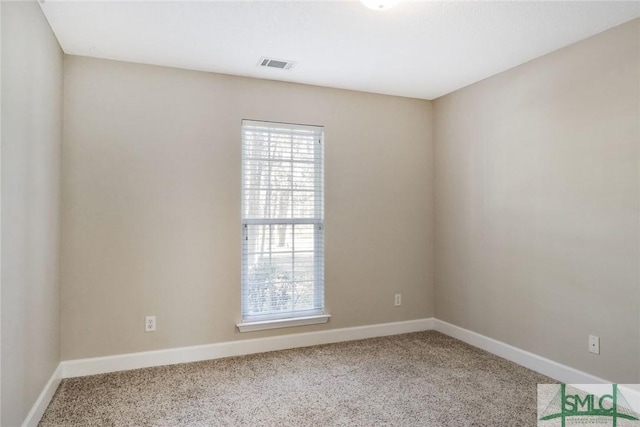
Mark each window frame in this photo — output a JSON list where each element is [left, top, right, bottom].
[[238, 120, 328, 331]]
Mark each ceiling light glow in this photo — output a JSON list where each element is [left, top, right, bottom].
[[360, 0, 399, 10]]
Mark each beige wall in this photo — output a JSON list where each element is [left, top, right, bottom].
[[61, 56, 434, 360], [1, 2, 63, 425], [434, 19, 640, 383]]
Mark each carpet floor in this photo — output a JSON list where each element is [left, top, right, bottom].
[[40, 331, 554, 426]]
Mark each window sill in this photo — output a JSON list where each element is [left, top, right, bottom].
[[237, 314, 331, 333]]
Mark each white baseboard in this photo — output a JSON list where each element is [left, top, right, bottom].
[[21, 363, 62, 427], [63, 318, 618, 384], [62, 318, 435, 378], [433, 319, 610, 384]]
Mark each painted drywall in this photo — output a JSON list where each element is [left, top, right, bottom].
[[0, 2, 3, 422], [1, 2, 63, 425], [61, 56, 434, 360], [0, 2, 3, 421], [434, 19, 640, 383]]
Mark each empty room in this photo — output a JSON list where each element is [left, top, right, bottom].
[[2, 0, 639, 426]]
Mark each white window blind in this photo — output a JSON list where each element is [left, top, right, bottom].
[[241, 120, 324, 322]]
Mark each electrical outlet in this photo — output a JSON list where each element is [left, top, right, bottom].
[[589, 335, 599, 355], [145, 316, 156, 332], [394, 293, 402, 306]]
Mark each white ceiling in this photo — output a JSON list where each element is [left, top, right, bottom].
[[40, 1, 640, 100]]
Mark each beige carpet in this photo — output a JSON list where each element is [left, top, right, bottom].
[[40, 331, 554, 426]]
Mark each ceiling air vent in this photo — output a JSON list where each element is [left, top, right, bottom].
[[258, 57, 296, 70]]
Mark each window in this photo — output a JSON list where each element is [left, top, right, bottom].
[[240, 120, 327, 330]]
